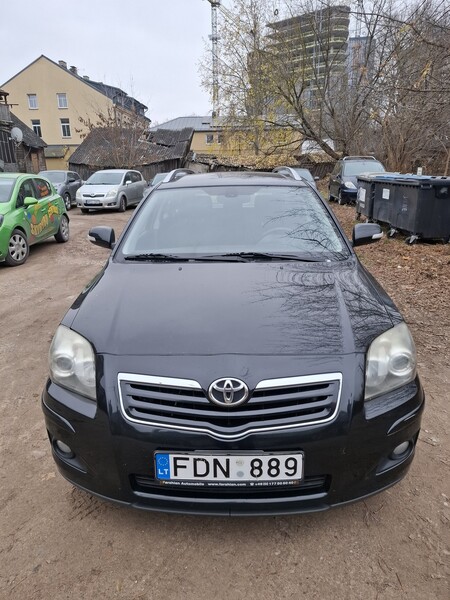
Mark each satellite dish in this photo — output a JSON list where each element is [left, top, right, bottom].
[[11, 127, 23, 144]]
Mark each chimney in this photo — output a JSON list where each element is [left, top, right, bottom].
[[69, 65, 78, 75], [58, 60, 67, 69], [83, 75, 90, 81]]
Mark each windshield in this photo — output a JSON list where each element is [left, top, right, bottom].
[[343, 161, 385, 176], [120, 185, 349, 261], [0, 178, 16, 203], [86, 172, 123, 185], [40, 171, 65, 184]]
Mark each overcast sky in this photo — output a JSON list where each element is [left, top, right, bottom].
[[1, 0, 215, 125]]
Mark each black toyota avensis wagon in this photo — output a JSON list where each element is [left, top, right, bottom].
[[42, 171, 424, 516]]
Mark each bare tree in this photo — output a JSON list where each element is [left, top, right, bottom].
[[76, 104, 151, 169], [201, 0, 450, 171]]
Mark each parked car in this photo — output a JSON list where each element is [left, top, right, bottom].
[[329, 156, 386, 205], [273, 166, 319, 189], [0, 173, 69, 266], [76, 169, 146, 213], [38, 170, 83, 211], [43, 171, 424, 515]]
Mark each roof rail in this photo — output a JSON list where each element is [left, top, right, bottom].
[[161, 168, 195, 183], [342, 156, 377, 161]]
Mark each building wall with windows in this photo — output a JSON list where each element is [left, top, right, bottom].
[[2, 55, 148, 169]]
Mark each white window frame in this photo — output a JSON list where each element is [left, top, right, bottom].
[[57, 93, 68, 109], [31, 120, 42, 137], [28, 94, 38, 109], [60, 118, 71, 138]]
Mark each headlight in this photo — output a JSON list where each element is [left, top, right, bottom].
[[76, 190, 82, 200], [365, 322, 417, 400], [105, 188, 118, 198], [49, 325, 96, 400], [344, 181, 357, 189]]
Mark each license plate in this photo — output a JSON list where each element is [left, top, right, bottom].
[[85, 200, 101, 206], [154, 452, 304, 487]]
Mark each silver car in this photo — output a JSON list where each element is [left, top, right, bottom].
[[76, 169, 147, 213]]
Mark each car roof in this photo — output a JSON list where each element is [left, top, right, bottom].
[[159, 171, 306, 189], [0, 173, 30, 181], [92, 169, 129, 174]]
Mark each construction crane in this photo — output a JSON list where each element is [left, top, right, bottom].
[[205, 0, 243, 118], [206, 0, 221, 117]]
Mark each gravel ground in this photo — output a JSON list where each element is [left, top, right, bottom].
[[0, 202, 448, 600]]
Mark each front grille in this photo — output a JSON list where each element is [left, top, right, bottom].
[[82, 193, 105, 198], [118, 373, 341, 439], [131, 474, 330, 499]]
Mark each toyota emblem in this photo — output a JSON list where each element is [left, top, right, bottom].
[[208, 378, 249, 407]]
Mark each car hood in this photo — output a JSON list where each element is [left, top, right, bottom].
[[65, 261, 399, 358], [79, 184, 118, 194], [0, 202, 12, 216]]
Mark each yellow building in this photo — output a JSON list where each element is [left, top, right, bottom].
[[152, 116, 302, 169], [2, 55, 149, 170]]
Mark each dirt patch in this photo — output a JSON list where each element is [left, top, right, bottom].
[[0, 205, 448, 600]]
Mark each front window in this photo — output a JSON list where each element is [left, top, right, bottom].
[[0, 178, 16, 203], [17, 180, 37, 207], [85, 172, 123, 185], [57, 93, 68, 108], [120, 185, 348, 260], [343, 161, 385, 176], [28, 94, 38, 109], [31, 120, 42, 137], [60, 118, 71, 137]]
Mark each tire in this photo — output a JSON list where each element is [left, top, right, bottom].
[[337, 191, 346, 205], [54, 215, 70, 243], [5, 229, 29, 266], [63, 193, 71, 211], [118, 196, 127, 212], [80, 208, 89, 214]]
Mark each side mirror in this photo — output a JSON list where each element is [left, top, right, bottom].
[[125, 180, 131, 186], [88, 226, 115, 249], [352, 223, 383, 247], [314, 176, 319, 181], [68, 177, 76, 183], [24, 197, 38, 206]]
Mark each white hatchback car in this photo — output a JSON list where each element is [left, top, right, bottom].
[[76, 169, 147, 213]]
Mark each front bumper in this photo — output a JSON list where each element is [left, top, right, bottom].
[[77, 197, 120, 210], [42, 367, 424, 516]]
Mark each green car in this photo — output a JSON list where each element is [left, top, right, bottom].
[[0, 173, 69, 266]]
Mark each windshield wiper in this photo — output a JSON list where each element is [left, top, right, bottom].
[[124, 253, 250, 263], [124, 253, 192, 262], [124, 252, 325, 263], [213, 252, 323, 262]]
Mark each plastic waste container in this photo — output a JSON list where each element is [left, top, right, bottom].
[[385, 175, 450, 242], [356, 173, 401, 220]]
